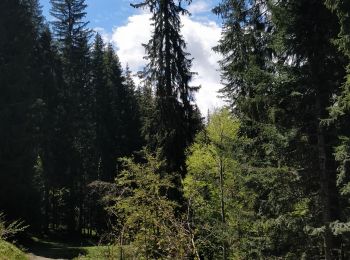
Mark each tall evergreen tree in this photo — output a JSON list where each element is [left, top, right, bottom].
[[325, 0, 350, 255], [214, 0, 347, 258], [50, 0, 93, 232], [132, 0, 202, 174], [91, 34, 110, 181], [271, 1, 346, 257], [93, 40, 143, 181], [122, 65, 144, 156], [92, 37, 125, 182], [34, 26, 64, 231], [0, 0, 43, 229], [22, 0, 43, 31]]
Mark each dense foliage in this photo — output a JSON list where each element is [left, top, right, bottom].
[[210, 0, 350, 258], [111, 151, 190, 259], [1, 0, 350, 259], [0, 0, 145, 236]]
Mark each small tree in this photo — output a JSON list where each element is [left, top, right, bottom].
[[110, 151, 190, 259], [184, 108, 241, 259]]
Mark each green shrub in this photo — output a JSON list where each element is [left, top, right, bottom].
[[0, 213, 27, 240]]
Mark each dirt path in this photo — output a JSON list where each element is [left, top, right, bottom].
[[27, 253, 64, 260], [23, 236, 88, 260]]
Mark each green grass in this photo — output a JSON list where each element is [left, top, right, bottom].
[[0, 240, 27, 260], [73, 246, 113, 259], [74, 245, 135, 259]]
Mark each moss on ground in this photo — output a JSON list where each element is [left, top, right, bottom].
[[0, 240, 27, 260]]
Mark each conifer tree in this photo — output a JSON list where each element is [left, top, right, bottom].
[[214, 0, 347, 258], [0, 0, 43, 228], [22, 0, 43, 31], [91, 34, 110, 181], [50, 0, 93, 232], [122, 66, 144, 155], [92, 36, 143, 182], [271, 1, 346, 257], [325, 0, 350, 254], [35, 26, 64, 231], [132, 0, 202, 174], [92, 37, 123, 182]]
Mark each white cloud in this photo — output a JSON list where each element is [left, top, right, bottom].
[[111, 13, 224, 115], [188, 0, 211, 14], [111, 14, 151, 71]]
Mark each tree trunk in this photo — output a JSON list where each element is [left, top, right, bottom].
[[219, 158, 227, 260], [44, 182, 50, 232], [316, 98, 333, 260]]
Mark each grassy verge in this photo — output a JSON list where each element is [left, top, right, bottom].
[[73, 246, 112, 259], [74, 245, 135, 259], [0, 240, 27, 260]]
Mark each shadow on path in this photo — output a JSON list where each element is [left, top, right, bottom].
[[23, 236, 89, 260]]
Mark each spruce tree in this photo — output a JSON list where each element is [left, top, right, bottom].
[[271, 1, 346, 257], [214, 0, 347, 258], [0, 0, 42, 228], [92, 36, 143, 182], [35, 26, 64, 231], [132, 0, 202, 174], [325, 0, 350, 255], [91, 34, 109, 181], [214, 1, 301, 257], [92, 37, 122, 182], [122, 65, 143, 156], [50, 0, 93, 232]]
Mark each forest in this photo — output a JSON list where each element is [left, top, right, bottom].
[[1, 0, 350, 259]]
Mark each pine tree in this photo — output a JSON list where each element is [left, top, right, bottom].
[[271, 1, 346, 257], [214, 2, 297, 257], [214, 0, 347, 258], [91, 33, 109, 181], [122, 65, 143, 156], [22, 0, 43, 31], [0, 0, 43, 229], [35, 26, 64, 231], [50, 0, 93, 232], [137, 79, 157, 151], [92, 36, 143, 181], [324, 0, 350, 255], [132, 0, 202, 174]]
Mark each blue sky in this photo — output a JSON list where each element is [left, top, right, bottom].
[[40, 0, 221, 33], [39, 0, 224, 114], [41, 0, 138, 31]]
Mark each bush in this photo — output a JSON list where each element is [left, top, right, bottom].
[[0, 213, 27, 240], [110, 151, 192, 259]]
